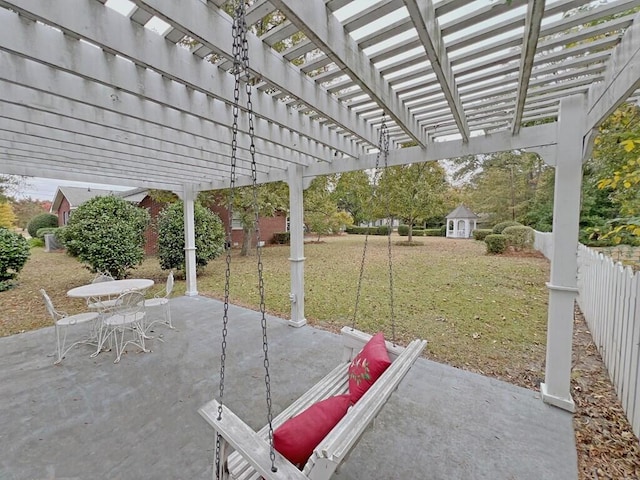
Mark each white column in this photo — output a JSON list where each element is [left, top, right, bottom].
[[181, 184, 198, 297], [540, 95, 585, 412], [287, 165, 307, 327]]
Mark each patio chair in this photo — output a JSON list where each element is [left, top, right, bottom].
[[87, 271, 118, 311], [40, 289, 100, 365], [144, 271, 174, 332], [99, 291, 149, 363]]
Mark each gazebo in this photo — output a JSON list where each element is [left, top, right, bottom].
[[445, 205, 479, 239], [1, 0, 640, 417]]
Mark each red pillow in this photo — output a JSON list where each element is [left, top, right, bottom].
[[273, 394, 351, 467], [348, 332, 391, 404]]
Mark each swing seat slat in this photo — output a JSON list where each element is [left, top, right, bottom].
[[199, 327, 426, 480]]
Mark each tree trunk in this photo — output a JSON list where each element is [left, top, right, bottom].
[[408, 224, 413, 243], [241, 226, 254, 256]]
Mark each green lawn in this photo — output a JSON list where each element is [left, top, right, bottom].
[[1, 235, 550, 388]]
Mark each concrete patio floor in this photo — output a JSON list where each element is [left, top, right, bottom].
[[0, 296, 577, 480]]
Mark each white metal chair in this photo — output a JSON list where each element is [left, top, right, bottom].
[[144, 271, 174, 332], [99, 291, 149, 363], [87, 271, 118, 311], [40, 289, 100, 365]]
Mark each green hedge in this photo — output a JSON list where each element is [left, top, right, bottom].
[[0, 228, 30, 291], [346, 226, 391, 235], [397, 225, 442, 236], [27, 213, 58, 238], [424, 228, 443, 236], [502, 225, 534, 251], [485, 234, 508, 254], [272, 232, 290, 245], [492, 221, 521, 234], [398, 225, 409, 236], [472, 229, 493, 241], [35, 227, 58, 241]]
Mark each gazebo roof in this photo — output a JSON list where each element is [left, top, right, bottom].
[[446, 204, 479, 219], [0, 1, 638, 191]]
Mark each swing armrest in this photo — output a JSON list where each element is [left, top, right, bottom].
[[199, 399, 308, 480], [340, 326, 406, 362]]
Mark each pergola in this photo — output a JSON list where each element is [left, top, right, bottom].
[[1, 0, 639, 415]]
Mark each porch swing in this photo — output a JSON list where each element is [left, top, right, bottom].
[[198, 3, 426, 479]]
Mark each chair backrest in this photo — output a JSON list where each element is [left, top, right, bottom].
[[165, 271, 174, 297], [40, 289, 59, 321], [92, 271, 115, 283], [113, 290, 146, 315]]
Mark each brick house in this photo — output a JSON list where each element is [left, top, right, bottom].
[[50, 186, 288, 255]]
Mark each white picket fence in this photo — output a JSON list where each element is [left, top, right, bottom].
[[577, 244, 640, 438], [533, 232, 640, 438]]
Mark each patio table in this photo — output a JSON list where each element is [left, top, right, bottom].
[[67, 278, 154, 299]]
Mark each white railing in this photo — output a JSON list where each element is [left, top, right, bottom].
[[533, 231, 640, 438]]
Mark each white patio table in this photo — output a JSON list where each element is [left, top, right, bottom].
[[67, 279, 154, 359], [67, 278, 154, 300]]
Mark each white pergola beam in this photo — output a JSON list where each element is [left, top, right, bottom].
[[269, 0, 427, 147], [0, 80, 300, 171], [132, 0, 378, 147], [512, 0, 545, 135], [586, 11, 640, 136], [403, 0, 470, 142], [0, 2, 361, 160]]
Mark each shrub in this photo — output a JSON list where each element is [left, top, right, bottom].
[[492, 221, 521, 234], [412, 229, 425, 236], [485, 234, 508, 254], [272, 232, 290, 245], [35, 227, 58, 241], [473, 229, 493, 241], [424, 229, 442, 236], [59, 196, 150, 279], [502, 225, 535, 251], [27, 213, 58, 238], [157, 201, 225, 272], [377, 225, 391, 235], [397, 225, 409, 236], [28, 238, 44, 248], [0, 228, 30, 291], [440, 225, 447, 236]]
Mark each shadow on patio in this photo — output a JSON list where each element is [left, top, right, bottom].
[[0, 296, 577, 480]]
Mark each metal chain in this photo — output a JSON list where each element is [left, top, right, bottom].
[[217, 1, 278, 474], [352, 119, 389, 330], [215, 2, 243, 478], [380, 122, 396, 345]]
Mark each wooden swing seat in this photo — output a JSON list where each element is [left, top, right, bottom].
[[199, 327, 427, 480]]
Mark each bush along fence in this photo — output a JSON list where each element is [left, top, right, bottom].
[[533, 231, 639, 439]]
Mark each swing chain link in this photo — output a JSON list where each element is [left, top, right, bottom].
[[216, 2, 277, 476], [381, 123, 396, 344], [215, 2, 245, 478], [352, 118, 391, 332]]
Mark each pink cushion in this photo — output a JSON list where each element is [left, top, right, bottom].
[[273, 394, 351, 467], [348, 332, 391, 404]]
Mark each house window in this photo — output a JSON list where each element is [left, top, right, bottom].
[[63, 211, 70, 225], [231, 212, 243, 230]]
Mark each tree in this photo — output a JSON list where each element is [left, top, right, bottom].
[[304, 176, 353, 241], [378, 162, 448, 242], [59, 196, 150, 279], [0, 227, 30, 291], [10, 198, 50, 230], [452, 151, 549, 226], [157, 201, 225, 272], [0, 202, 16, 228], [203, 182, 288, 256], [332, 171, 373, 225]]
